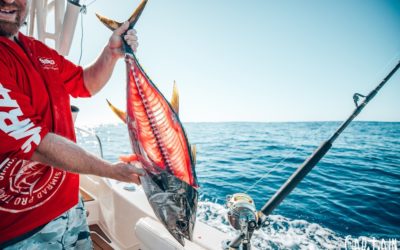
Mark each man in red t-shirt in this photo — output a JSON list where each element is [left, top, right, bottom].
[[0, 0, 143, 248]]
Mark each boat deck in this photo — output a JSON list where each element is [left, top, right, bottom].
[[81, 189, 114, 250]]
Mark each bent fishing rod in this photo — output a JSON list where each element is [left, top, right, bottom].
[[224, 60, 400, 249]]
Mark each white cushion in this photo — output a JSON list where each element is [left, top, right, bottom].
[[135, 217, 184, 250]]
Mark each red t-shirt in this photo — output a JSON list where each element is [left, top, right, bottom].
[[0, 33, 91, 243]]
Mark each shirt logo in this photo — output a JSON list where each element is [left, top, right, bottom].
[[0, 83, 42, 154], [0, 158, 66, 213], [38, 57, 58, 70]]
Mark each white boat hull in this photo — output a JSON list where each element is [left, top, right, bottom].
[[80, 174, 228, 250]]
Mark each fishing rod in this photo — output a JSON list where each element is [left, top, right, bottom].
[[223, 60, 400, 249], [260, 60, 400, 216]]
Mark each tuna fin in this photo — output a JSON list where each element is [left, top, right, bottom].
[[106, 99, 127, 123], [95, 13, 122, 31], [119, 154, 139, 162], [96, 0, 148, 31], [170, 81, 179, 115], [127, 0, 148, 27], [191, 144, 197, 164]]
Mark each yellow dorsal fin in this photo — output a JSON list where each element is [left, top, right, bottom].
[[191, 144, 197, 164], [170, 81, 179, 115], [106, 99, 127, 123], [96, 0, 148, 31]]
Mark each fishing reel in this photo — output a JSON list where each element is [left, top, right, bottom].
[[222, 193, 263, 250]]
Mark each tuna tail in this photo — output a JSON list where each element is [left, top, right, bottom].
[[95, 0, 148, 31]]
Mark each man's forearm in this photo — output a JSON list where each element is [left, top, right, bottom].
[[83, 45, 119, 96], [31, 132, 111, 177]]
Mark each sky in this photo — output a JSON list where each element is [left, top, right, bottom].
[[36, 0, 400, 125]]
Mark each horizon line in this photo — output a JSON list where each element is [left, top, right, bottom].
[[75, 119, 400, 127]]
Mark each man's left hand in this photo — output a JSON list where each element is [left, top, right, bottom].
[[108, 21, 139, 58]]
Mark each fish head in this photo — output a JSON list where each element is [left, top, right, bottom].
[[141, 171, 198, 246]]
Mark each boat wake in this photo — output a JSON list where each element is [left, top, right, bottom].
[[197, 201, 387, 250]]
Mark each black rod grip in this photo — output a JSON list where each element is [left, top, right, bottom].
[[261, 140, 332, 216]]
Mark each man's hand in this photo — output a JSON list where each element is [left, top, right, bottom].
[[108, 21, 139, 59], [83, 21, 139, 95], [110, 161, 144, 184]]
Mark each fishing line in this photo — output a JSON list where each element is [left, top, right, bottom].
[[76, 0, 99, 65], [243, 122, 331, 194], [78, 5, 87, 65], [360, 50, 400, 92], [85, 0, 98, 7]]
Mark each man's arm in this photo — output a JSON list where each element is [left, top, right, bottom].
[[31, 133, 144, 183], [83, 22, 138, 95]]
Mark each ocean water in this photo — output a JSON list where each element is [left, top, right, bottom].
[[76, 122, 400, 249]]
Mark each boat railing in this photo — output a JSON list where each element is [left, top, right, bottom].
[[75, 127, 104, 159]]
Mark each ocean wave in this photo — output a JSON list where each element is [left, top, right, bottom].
[[197, 201, 398, 250]]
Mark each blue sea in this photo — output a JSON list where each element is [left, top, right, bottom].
[[76, 122, 400, 249]]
